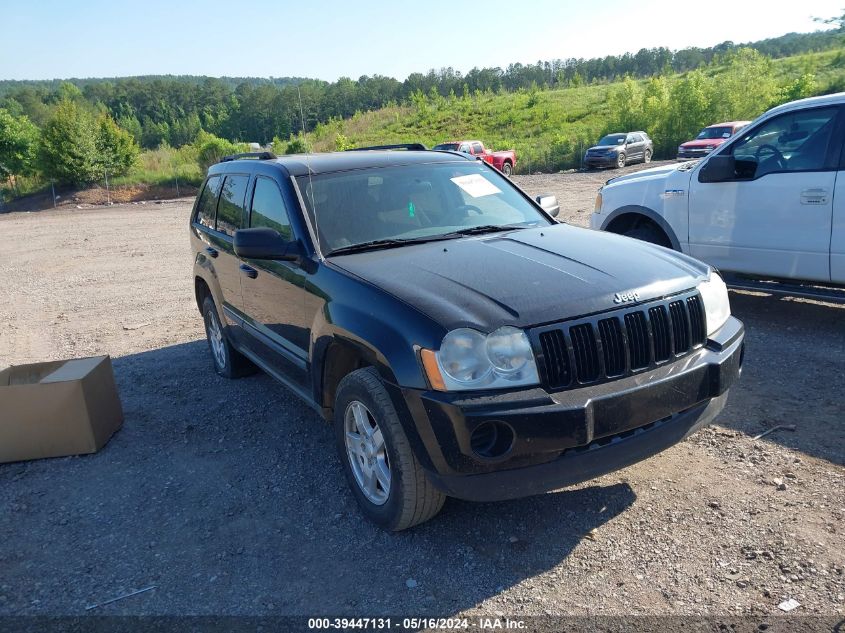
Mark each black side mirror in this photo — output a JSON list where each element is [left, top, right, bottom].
[[535, 193, 560, 218], [234, 227, 300, 261], [698, 154, 738, 183]]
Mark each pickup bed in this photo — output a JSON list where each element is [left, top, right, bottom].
[[433, 140, 517, 176]]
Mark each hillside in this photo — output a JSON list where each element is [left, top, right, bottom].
[[306, 48, 845, 174]]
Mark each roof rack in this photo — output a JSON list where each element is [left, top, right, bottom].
[[346, 143, 427, 152], [219, 151, 277, 163]]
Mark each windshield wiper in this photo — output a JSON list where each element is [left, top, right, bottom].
[[440, 224, 529, 237], [327, 235, 451, 256], [326, 225, 530, 256]]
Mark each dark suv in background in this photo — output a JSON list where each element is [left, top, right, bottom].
[[584, 131, 653, 168], [190, 147, 744, 530]]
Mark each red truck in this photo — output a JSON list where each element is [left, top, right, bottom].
[[432, 140, 517, 176]]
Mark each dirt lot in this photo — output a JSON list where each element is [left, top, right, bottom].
[[1, 163, 843, 620]]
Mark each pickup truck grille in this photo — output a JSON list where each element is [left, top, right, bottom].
[[535, 291, 706, 390]]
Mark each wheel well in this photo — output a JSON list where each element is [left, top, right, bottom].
[[321, 342, 371, 414], [195, 277, 211, 313], [605, 213, 671, 247]]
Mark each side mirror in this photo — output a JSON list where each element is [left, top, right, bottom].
[[698, 154, 737, 183], [536, 193, 560, 218], [234, 227, 300, 261]]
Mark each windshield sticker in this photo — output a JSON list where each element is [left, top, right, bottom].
[[450, 174, 501, 198]]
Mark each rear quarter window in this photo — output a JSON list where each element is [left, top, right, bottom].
[[195, 176, 223, 229], [216, 175, 250, 236]]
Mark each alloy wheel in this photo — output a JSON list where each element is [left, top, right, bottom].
[[206, 309, 227, 369], [344, 400, 391, 505]]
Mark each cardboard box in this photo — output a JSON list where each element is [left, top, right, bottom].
[[0, 355, 123, 463]]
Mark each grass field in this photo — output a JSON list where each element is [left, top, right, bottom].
[[304, 49, 845, 174]]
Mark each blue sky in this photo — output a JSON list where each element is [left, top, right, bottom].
[[0, 0, 841, 81]]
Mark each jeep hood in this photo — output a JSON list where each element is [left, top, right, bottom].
[[329, 224, 709, 330]]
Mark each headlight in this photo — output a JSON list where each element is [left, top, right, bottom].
[[426, 326, 540, 391], [698, 273, 731, 337]]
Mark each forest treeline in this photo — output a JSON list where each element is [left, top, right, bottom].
[[0, 24, 842, 194], [2, 26, 842, 150]]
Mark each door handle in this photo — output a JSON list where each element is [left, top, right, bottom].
[[239, 264, 258, 279], [205, 247, 218, 258], [800, 188, 829, 205]]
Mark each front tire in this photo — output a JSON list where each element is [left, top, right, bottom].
[[501, 161, 513, 177], [202, 296, 256, 378], [616, 153, 626, 169], [334, 367, 445, 531]]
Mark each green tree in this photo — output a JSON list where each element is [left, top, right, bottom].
[[711, 48, 778, 120], [783, 72, 817, 101], [334, 133, 353, 151], [95, 115, 140, 176], [285, 134, 311, 154], [194, 130, 239, 170], [0, 109, 39, 189], [38, 100, 99, 185]]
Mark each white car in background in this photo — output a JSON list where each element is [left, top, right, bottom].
[[591, 93, 845, 289]]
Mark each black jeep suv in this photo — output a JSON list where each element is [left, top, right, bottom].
[[190, 147, 744, 530]]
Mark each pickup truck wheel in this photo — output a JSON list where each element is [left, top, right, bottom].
[[643, 149, 652, 163], [202, 296, 256, 378], [335, 367, 445, 531], [616, 153, 626, 168], [501, 162, 513, 177]]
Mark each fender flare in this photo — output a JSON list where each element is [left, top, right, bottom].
[[600, 205, 682, 251]]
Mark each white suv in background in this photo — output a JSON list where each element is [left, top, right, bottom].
[[591, 93, 845, 286]]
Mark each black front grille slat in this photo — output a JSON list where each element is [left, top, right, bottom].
[[668, 300, 689, 354], [536, 291, 704, 391], [539, 329, 571, 388], [648, 306, 671, 362], [624, 311, 650, 370], [598, 317, 625, 376], [687, 295, 706, 345], [570, 323, 600, 383]]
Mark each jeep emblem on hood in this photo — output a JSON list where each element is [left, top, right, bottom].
[[613, 291, 640, 304]]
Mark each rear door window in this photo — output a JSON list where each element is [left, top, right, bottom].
[[195, 175, 222, 230], [472, 142, 484, 154], [250, 177, 292, 240], [216, 175, 250, 236]]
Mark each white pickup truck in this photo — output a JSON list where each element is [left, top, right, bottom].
[[591, 93, 845, 287]]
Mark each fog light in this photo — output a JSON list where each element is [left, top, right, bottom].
[[470, 421, 515, 459]]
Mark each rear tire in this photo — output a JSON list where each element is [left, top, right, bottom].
[[501, 162, 513, 177], [202, 296, 257, 378], [334, 367, 445, 531], [616, 153, 626, 169], [643, 149, 652, 163], [624, 224, 671, 248]]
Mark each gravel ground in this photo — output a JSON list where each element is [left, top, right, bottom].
[[0, 169, 843, 619]]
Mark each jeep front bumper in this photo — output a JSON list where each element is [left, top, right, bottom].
[[398, 316, 744, 501]]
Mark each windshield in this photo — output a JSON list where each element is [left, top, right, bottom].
[[432, 143, 460, 151], [597, 135, 626, 146], [296, 161, 553, 255], [696, 126, 733, 140]]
